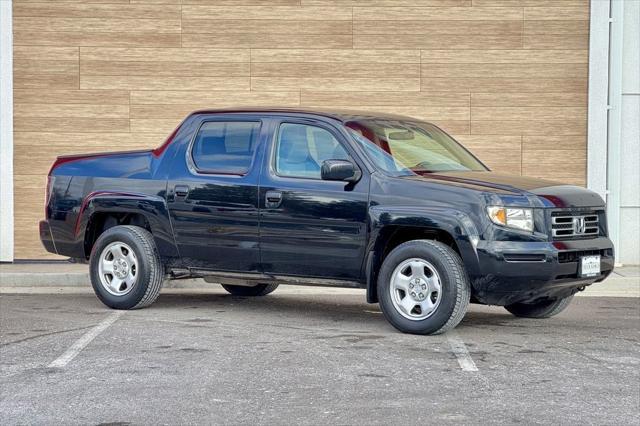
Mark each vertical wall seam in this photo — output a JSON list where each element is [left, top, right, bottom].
[[606, 0, 626, 261], [351, 7, 354, 49], [179, 3, 183, 48], [521, 6, 525, 49], [587, 0, 611, 200], [520, 135, 524, 174], [0, 0, 14, 261]]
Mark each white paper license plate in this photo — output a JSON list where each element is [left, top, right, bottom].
[[580, 255, 601, 277]]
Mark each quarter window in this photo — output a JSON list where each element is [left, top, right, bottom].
[[191, 121, 260, 174], [275, 123, 350, 179]]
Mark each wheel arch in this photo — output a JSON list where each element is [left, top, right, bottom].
[[365, 206, 480, 303], [78, 192, 180, 261]]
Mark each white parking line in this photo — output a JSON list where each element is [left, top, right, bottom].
[[48, 311, 125, 369], [447, 332, 478, 372]]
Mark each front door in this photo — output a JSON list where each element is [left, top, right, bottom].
[[259, 119, 370, 280], [167, 118, 265, 272]]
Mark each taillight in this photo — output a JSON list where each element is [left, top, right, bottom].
[[45, 175, 53, 217]]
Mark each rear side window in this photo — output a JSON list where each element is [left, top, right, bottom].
[[191, 121, 260, 174]]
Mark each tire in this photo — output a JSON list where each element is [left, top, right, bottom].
[[377, 240, 470, 335], [504, 295, 574, 318], [221, 283, 279, 297], [90, 225, 165, 310]]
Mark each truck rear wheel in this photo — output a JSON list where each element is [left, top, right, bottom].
[[90, 225, 165, 310], [221, 283, 279, 297], [377, 240, 470, 335], [504, 295, 574, 318]]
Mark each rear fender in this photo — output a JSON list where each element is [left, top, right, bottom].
[[79, 191, 180, 261]]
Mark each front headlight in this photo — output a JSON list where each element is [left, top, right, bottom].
[[487, 206, 534, 232]]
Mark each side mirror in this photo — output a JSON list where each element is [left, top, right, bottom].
[[321, 159, 361, 182]]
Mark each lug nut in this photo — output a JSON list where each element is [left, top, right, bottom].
[[409, 283, 414, 289], [421, 284, 426, 290], [411, 292, 416, 298]]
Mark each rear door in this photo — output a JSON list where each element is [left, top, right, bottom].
[[258, 118, 370, 280], [167, 116, 265, 272]]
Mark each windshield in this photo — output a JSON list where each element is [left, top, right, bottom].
[[347, 120, 488, 176]]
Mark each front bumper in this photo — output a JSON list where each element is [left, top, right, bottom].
[[468, 236, 614, 305]]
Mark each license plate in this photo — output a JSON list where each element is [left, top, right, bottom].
[[580, 255, 601, 277]]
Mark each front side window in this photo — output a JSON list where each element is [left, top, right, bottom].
[[191, 121, 260, 174], [275, 123, 350, 179]]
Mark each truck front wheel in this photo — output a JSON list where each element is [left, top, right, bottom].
[[377, 240, 470, 335], [89, 225, 165, 310], [504, 295, 574, 318]]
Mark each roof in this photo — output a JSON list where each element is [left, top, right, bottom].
[[188, 107, 424, 123]]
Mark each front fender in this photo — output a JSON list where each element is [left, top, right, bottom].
[[365, 206, 482, 303], [79, 191, 179, 260]]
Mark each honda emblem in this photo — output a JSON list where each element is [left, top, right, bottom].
[[573, 217, 586, 234]]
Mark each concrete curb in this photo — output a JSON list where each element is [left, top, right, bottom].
[[1, 263, 638, 297], [0, 272, 207, 289], [0, 263, 205, 288], [0, 272, 90, 287]]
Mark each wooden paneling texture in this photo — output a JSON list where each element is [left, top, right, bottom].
[[12, 0, 590, 258]]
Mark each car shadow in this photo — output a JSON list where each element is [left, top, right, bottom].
[[147, 291, 518, 332]]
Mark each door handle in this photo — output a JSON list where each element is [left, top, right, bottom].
[[174, 185, 189, 198], [265, 191, 283, 208]]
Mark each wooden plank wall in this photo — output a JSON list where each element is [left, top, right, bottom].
[[12, 0, 590, 259]]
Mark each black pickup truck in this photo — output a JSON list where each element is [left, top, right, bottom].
[[40, 108, 614, 334]]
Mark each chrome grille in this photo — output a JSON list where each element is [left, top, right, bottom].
[[551, 213, 599, 238]]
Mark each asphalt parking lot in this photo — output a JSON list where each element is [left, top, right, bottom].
[[1, 288, 639, 425]]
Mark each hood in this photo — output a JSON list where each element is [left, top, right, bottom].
[[405, 171, 605, 208]]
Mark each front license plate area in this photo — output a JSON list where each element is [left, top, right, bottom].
[[580, 255, 601, 277]]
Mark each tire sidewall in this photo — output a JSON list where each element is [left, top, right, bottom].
[[90, 226, 155, 310], [377, 241, 463, 335]]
